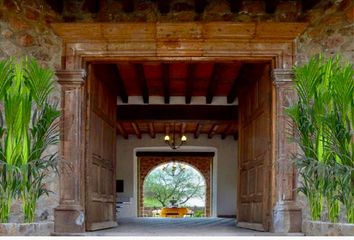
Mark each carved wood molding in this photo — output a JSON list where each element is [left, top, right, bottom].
[[51, 22, 307, 70], [272, 69, 294, 85], [56, 69, 86, 86]]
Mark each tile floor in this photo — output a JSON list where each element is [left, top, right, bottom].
[[84, 217, 303, 236]]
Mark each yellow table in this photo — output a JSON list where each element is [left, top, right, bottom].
[[160, 207, 188, 218]]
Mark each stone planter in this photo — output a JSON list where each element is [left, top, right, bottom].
[[303, 220, 354, 236], [0, 222, 54, 236]]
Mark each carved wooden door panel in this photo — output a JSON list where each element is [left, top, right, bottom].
[[86, 64, 117, 231], [237, 65, 272, 231]]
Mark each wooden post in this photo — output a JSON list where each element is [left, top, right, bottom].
[[271, 69, 302, 233], [54, 70, 87, 233]]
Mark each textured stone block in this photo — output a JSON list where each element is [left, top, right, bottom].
[[0, 222, 54, 236], [303, 221, 354, 236]]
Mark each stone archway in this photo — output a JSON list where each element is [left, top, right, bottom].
[[52, 22, 307, 233], [138, 153, 213, 217]]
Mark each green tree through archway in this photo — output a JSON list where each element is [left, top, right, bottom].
[[143, 162, 206, 208]]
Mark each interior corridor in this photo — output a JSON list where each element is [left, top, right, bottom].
[[84, 218, 302, 236]]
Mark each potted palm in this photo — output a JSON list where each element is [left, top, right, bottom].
[[287, 55, 353, 236], [0, 57, 60, 235]]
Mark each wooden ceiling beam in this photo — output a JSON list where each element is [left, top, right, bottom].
[[131, 122, 142, 139], [158, 0, 171, 14], [148, 122, 156, 139], [265, 0, 279, 14], [227, 63, 262, 104], [122, 0, 135, 12], [194, 123, 202, 139], [114, 64, 128, 103], [195, 0, 207, 14], [228, 0, 243, 13], [221, 123, 233, 140], [162, 63, 170, 104], [117, 122, 128, 139], [135, 63, 149, 104], [185, 64, 196, 104], [116, 105, 238, 121], [208, 124, 219, 139], [206, 64, 220, 104]]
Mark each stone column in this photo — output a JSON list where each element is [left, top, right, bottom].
[[54, 70, 87, 233], [271, 69, 302, 233]]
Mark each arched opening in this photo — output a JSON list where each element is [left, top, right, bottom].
[[137, 152, 214, 218], [143, 161, 206, 218]]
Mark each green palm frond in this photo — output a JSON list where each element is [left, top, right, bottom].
[[0, 57, 60, 223], [25, 58, 55, 107], [288, 54, 353, 223]]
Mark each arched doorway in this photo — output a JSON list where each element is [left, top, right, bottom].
[[137, 152, 213, 217], [143, 162, 206, 217]]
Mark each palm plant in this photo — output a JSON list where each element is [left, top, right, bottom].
[[0, 57, 59, 223], [287, 55, 353, 223]]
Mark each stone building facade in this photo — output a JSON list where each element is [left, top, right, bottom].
[[0, 0, 352, 229]]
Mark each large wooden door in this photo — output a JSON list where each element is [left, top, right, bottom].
[[86, 64, 117, 231], [237, 64, 272, 231]]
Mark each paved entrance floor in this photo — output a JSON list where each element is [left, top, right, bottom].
[[86, 217, 302, 236]]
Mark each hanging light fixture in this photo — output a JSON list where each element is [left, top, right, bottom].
[[164, 123, 187, 150]]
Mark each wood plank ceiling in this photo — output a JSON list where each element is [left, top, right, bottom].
[[46, 0, 320, 141], [93, 61, 267, 140]]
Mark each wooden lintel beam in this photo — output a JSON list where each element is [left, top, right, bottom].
[[265, 0, 279, 14], [157, 0, 170, 14], [122, 0, 135, 12], [194, 123, 202, 139], [148, 122, 156, 139], [228, 0, 243, 13], [208, 124, 219, 139], [117, 122, 128, 139], [206, 64, 220, 104], [185, 64, 195, 104], [221, 124, 233, 139], [131, 122, 142, 139], [116, 105, 238, 121], [135, 63, 149, 104], [162, 63, 170, 104], [114, 64, 128, 103]]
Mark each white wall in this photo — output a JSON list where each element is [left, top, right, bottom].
[[116, 133, 238, 217]]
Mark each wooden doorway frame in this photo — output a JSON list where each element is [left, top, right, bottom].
[[52, 22, 307, 234]]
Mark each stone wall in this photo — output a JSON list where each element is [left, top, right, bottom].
[[0, 0, 62, 223], [297, 0, 353, 63], [295, 0, 353, 228], [62, 0, 303, 22]]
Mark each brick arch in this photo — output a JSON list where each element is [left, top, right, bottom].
[[138, 155, 212, 217]]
